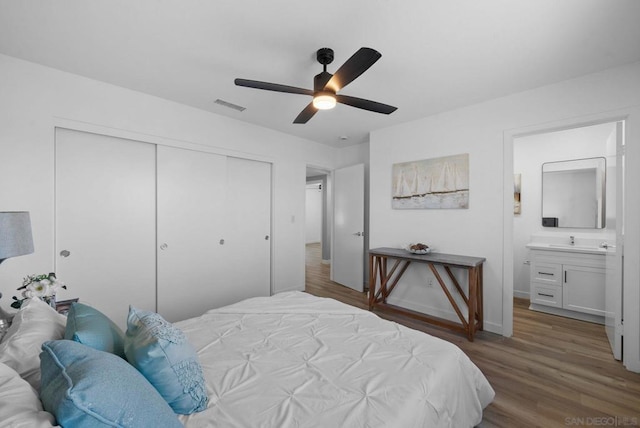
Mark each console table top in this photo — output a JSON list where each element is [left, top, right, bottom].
[[369, 247, 485, 268]]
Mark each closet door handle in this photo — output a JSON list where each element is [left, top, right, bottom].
[[564, 271, 567, 283]]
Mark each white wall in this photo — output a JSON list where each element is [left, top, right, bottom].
[[305, 184, 323, 243], [0, 53, 340, 309], [369, 62, 640, 371], [513, 122, 615, 297]]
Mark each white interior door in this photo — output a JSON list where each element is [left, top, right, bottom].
[[157, 146, 228, 322], [224, 157, 271, 303], [605, 121, 624, 360], [55, 128, 156, 328], [332, 164, 364, 291]]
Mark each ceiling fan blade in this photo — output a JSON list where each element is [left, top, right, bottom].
[[235, 79, 314, 96], [293, 102, 318, 124], [324, 48, 381, 93], [335, 94, 397, 114]]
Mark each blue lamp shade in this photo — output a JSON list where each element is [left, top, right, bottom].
[[0, 212, 35, 263]]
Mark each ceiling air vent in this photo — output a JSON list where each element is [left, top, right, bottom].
[[214, 98, 246, 112]]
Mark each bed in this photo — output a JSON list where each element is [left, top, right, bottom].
[[0, 291, 494, 427]]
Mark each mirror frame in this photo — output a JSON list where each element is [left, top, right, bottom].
[[541, 157, 606, 229]]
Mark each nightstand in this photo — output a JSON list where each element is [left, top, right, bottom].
[[55, 298, 79, 316]]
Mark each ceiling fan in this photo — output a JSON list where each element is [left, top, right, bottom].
[[234, 47, 397, 124]]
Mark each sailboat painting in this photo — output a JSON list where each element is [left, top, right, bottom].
[[392, 153, 469, 209]]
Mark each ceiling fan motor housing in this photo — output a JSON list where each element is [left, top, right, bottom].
[[316, 48, 334, 65], [314, 71, 333, 92]]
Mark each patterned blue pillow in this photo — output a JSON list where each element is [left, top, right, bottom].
[[40, 340, 182, 428], [124, 306, 208, 414], [64, 302, 126, 358]]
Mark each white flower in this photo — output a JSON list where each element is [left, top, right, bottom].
[[27, 280, 52, 298], [13, 273, 67, 309], [49, 278, 66, 294], [21, 279, 57, 299]]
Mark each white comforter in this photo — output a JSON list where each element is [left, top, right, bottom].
[[177, 291, 494, 428]]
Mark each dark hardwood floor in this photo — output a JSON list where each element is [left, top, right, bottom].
[[304, 243, 640, 427]]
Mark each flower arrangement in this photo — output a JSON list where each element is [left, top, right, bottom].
[[11, 272, 67, 309]]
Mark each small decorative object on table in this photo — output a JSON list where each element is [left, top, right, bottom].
[[54, 298, 79, 315], [405, 243, 431, 255], [11, 272, 67, 309]]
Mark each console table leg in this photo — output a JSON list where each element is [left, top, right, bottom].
[[468, 267, 478, 341], [368, 254, 376, 310]]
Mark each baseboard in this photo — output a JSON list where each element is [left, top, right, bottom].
[[386, 297, 502, 335], [624, 359, 640, 374], [321, 259, 330, 265], [513, 290, 530, 299], [529, 303, 605, 325]]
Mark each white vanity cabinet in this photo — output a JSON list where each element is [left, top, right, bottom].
[[531, 261, 563, 307], [528, 244, 606, 323], [562, 265, 605, 316]]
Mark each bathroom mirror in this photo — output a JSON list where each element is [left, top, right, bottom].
[[541, 157, 606, 229]]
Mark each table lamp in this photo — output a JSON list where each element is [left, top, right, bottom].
[[0, 211, 34, 326]]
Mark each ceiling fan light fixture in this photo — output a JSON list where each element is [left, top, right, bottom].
[[313, 92, 336, 110], [235, 47, 396, 123]]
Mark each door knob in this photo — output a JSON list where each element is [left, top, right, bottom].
[[265, 235, 270, 240], [60, 250, 71, 257], [353, 232, 364, 237]]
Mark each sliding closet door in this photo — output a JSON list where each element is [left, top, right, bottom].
[[55, 128, 156, 328], [224, 157, 271, 302], [156, 146, 228, 322]]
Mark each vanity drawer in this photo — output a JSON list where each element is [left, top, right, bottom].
[[531, 262, 562, 285], [531, 283, 562, 308]]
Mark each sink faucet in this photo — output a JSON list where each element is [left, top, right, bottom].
[[570, 235, 575, 245]]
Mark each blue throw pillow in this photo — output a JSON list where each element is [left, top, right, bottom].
[[124, 306, 208, 414], [40, 340, 182, 428], [64, 302, 126, 358]]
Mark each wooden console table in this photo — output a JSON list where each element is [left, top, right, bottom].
[[368, 247, 485, 341]]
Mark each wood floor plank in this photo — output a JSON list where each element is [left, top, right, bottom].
[[303, 243, 640, 427]]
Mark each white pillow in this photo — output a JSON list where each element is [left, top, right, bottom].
[[0, 298, 67, 390], [0, 362, 57, 427]]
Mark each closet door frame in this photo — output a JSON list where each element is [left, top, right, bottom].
[[156, 146, 229, 322], [54, 128, 157, 328], [53, 120, 275, 322], [224, 156, 272, 304]]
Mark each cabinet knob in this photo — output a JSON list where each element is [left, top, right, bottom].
[[160, 243, 168, 250], [60, 250, 71, 258], [265, 235, 270, 240], [220, 239, 225, 245]]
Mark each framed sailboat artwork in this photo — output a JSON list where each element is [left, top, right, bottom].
[[392, 153, 469, 209]]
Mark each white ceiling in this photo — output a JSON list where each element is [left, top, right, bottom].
[[1, 0, 639, 148]]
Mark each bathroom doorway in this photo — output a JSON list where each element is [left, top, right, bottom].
[[511, 120, 624, 360]]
